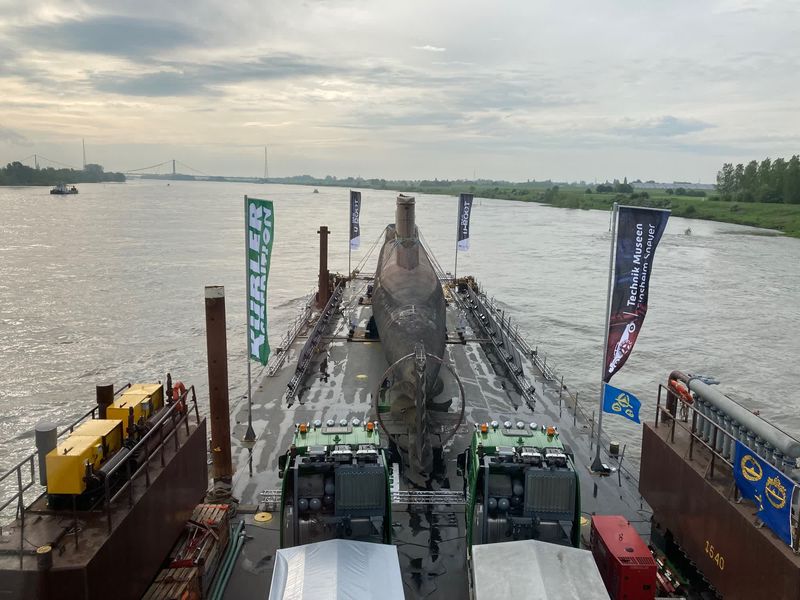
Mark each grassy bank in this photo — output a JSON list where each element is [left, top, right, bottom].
[[530, 189, 800, 238], [317, 180, 800, 238]]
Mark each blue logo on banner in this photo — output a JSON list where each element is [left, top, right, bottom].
[[602, 383, 641, 424], [734, 440, 797, 546]]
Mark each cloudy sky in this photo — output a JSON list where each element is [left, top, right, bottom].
[[1, 0, 798, 182]]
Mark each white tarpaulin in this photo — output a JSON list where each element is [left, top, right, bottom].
[[472, 539, 611, 600], [268, 539, 404, 600]]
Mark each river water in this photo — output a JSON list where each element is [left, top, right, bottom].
[[1, 179, 798, 479]]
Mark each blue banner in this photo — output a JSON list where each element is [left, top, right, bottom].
[[604, 206, 669, 382], [602, 383, 642, 424], [734, 440, 797, 546]]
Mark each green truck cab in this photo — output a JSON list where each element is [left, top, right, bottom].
[[461, 420, 581, 552], [278, 418, 392, 547]]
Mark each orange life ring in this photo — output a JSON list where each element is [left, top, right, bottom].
[[669, 379, 693, 404], [172, 381, 187, 401], [172, 381, 188, 413]]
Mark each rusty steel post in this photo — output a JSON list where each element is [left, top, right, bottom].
[[96, 383, 114, 419], [317, 226, 330, 309], [205, 285, 233, 484]]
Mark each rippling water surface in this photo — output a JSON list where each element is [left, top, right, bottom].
[[1, 179, 798, 478]]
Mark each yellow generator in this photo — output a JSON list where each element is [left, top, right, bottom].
[[45, 419, 124, 496], [45, 383, 165, 507], [128, 383, 164, 409], [107, 383, 164, 437]]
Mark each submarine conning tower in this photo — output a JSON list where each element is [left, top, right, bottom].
[[394, 193, 419, 270], [396, 193, 415, 239]]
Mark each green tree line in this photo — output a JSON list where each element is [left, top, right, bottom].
[[0, 162, 126, 186], [716, 156, 800, 204]]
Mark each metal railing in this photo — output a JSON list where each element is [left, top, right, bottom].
[[100, 385, 201, 532], [655, 384, 735, 476], [0, 383, 133, 522], [654, 384, 800, 483], [654, 385, 800, 551], [258, 488, 466, 508], [458, 284, 537, 411], [463, 280, 639, 481], [0, 384, 201, 564], [259, 489, 282, 512], [286, 281, 345, 406], [392, 490, 466, 505], [267, 295, 314, 376]]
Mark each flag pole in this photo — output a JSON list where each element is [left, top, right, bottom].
[[243, 195, 256, 443], [454, 239, 459, 281], [591, 202, 618, 471]]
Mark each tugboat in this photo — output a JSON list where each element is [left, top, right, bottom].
[[50, 183, 78, 194]]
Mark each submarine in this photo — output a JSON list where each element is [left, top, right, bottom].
[[371, 194, 447, 476]]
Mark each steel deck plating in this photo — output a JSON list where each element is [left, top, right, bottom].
[[223, 275, 651, 600]]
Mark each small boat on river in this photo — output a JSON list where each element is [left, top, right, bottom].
[[50, 183, 78, 195]]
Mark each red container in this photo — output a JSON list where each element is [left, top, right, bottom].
[[590, 515, 657, 600]]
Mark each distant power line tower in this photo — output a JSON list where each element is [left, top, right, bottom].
[[264, 146, 269, 179], [82, 139, 86, 169]]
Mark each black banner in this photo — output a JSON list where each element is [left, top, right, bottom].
[[350, 190, 361, 249], [457, 193, 473, 251], [604, 206, 670, 382]]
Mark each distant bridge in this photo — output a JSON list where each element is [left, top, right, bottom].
[[123, 159, 207, 176], [122, 159, 267, 183], [8, 154, 268, 184], [12, 154, 78, 170]]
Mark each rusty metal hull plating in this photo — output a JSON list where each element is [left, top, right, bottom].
[[639, 423, 800, 599]]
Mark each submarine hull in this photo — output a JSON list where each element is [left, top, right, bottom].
[[372, 224, 446, 396]]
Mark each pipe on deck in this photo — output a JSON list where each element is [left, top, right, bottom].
[[671, 370, 800, 458]]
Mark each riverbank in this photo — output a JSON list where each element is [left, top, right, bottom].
[[0, 162, 125, 186], [525, 188, 800, 238], [297, 179, 800, 238]]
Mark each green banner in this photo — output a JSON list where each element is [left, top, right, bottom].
[[245, 196, 274, 365]]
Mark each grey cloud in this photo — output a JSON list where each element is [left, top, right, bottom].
[[16, 16, 197, 58], [0, 42, 15, 61], [335, 110, 466, 130], [616, 116, 713, 138], [665, 140, 754, 156], [0, 42, 64, 89], [91, 54, 342, 96], [92, 71, 212, 97], [0, 126, 30, 145], [455, 85, 577, 113], [351, 63, 577, 113], [377, 116, 731, 157]]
